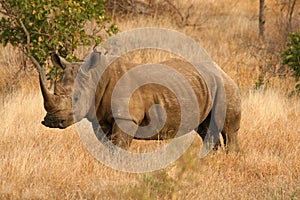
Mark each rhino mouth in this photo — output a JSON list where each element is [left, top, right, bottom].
[[41, 119, 67, 129], [41, 113, 74, 129]]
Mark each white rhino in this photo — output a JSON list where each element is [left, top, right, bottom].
[[39, 50, 241, 152]]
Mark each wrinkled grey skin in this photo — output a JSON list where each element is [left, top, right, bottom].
[[40, 54, 82, 129], [39, 51, 241, 152]]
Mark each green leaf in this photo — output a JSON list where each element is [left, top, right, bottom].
[[0, 0, 118, 81]]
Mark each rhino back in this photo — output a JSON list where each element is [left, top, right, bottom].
[[93, 58, 215, 139]]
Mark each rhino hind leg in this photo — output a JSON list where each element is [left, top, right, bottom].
[[222, 128, 240, 152], [197, 112, 240, 152], [222, 107, 241, 153], [110, 120, 135, 149]]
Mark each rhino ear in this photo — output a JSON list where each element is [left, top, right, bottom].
[[89, 51, 101, 69], [51, 53, 70, 69], [82, 51, 100, 72]]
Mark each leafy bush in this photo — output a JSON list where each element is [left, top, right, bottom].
[[282, 30, 300, 94], [0, 0, 117, 71]]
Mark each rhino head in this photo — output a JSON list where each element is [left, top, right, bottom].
[[39, 54, 83, 129]]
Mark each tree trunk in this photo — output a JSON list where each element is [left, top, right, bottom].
[[259, 0, 265, 38], [287, 0, 297, 32]]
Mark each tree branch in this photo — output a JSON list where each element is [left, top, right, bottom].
[[18, 18, 47, 82], [19, 19, 31, 48], [163, 0, 184, 22]]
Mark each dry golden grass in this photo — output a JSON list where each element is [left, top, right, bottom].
[[0, 88, 299, 199], [1, 0, 300, 199]]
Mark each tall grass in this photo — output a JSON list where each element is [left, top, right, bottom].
[[0, 89, 299, 199]]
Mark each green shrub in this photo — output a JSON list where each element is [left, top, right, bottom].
[[0, 0, 117, 75], [282, 30, 300, 95]]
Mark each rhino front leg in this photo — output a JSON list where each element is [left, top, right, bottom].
[[110, 119, 136, 149], [197, 113, 222, 151]]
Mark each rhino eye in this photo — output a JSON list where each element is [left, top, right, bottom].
[[73, 92, 81, 103], [73, 96, 79, 103]]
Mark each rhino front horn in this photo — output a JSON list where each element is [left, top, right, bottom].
[[37, 66, 57, 111]]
